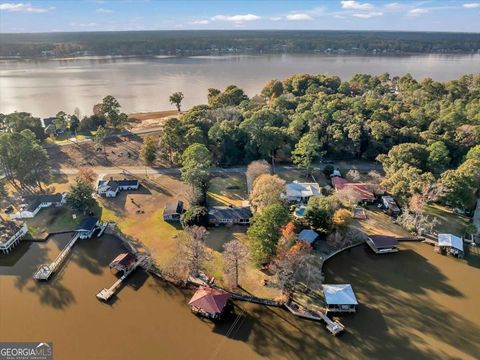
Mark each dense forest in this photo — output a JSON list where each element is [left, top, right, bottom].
[[1, 72, 479, 212], [1, 30, 480, 57]]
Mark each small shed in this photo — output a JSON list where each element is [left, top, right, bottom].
[[367, 235, 399, 254], [322, 284, 358, 313], [109, 253, 136, 273], [297, 229, 319, 245], [163, 200, 184, 221], [382, 196, 401, 217], [437, 233, 464, 258], [188, 286, 231, 320]]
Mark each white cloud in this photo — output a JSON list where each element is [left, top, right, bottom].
[[269, 16, 282, 21], [408, 8, 429, 16], [384, 2, 406, 10], [211, 14, 261, 24], [191, 19, 210, 25], [70, 22, 100, 28], [463, 3, 480, 8], [285, 13, 313, 21], [341, 1, 374, 10], [0, 2, 54, 13], [96, 8, 113, 14], [353, 11, 383, 18]]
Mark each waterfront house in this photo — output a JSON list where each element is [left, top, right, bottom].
[[0, 221, 28, 254], [297, 229, 319, 245], [75, 216, 99, 239], [109, 253, 136, 274], [163, 200, 184, 221], [11, 193, 66, 219], [97, 178, 140, 198], [285, 181, 322, 203], [322, 284, 358, 313], [331, 176, 375, 204], [208, 206, 252, 225], [437, 233, 464, 258], [366, 235, 399, 254], [188, 286, 231, 320], [382, 196, 401, 217]]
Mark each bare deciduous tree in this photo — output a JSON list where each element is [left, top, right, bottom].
[[272, 240, 312, 293], [246, 160, 271, 194], [222, 238, 249, 288], [172, 226, 210, 280], [78, 167, 96, 183]]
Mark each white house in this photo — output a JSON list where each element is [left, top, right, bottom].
[[285, 181, 321, 203], [0, 221, 28, 254], [11, 193, 65, 219], [322, 284, 358, 313], [97, 178, 140, 198]]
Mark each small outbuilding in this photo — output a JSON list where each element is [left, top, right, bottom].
[[188, 286, 231, 320], [75, 216, 99, 239], [109, 253, 136, 274], [163, 200, 184, 221], [382, 196, 401, 217], [367, 235, 399, 254], [297, 229, 319, 245], [322, 284, 358, 313], [437, 233, 464, 258]]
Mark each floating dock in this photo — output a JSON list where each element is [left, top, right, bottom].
[[96, 256, 147, 301], [285, 303, 345, 336], [33, 233, 80, 280]]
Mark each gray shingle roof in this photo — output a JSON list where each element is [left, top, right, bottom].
[[208, 206, 252, 221]]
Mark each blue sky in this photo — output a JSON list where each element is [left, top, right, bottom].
[[0, 1, 479, 33]]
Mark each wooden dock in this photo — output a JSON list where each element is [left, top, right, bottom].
[[285, 303, 345, 336], [33, 233, 80, 281], [96, 256, 147, 301]]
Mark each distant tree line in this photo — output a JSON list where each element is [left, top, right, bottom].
[[1, 30, 479, 57]]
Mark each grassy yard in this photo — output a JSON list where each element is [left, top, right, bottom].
[[207, 173, 247, 206], [352, 207, 411, 238], [204, 226, 282, 299], [25, 207, 80, 239], [424, 204, 470, 236]]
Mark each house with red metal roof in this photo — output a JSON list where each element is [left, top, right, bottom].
[[188, 286, 231, 320], [331, 176, 375, 204]]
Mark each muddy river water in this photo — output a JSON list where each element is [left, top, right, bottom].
[[1, 234, 479, 360]]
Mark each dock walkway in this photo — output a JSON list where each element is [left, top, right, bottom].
[[285, 303, 345, 336], [33, 233, 80, 281], [96, 256, 148, 301]]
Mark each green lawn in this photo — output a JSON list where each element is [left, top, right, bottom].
[[425, 204, 470, 237], [25, 207, 80, 239], [207, 173, 247, 206]]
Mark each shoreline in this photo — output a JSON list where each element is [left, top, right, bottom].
[[1, 52, 479, 62]]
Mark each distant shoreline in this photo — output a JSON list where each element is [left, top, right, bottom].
[[1, 51, 479, 62]]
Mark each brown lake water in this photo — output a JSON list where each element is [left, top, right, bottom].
[[1, 234, 479, 360], [1, 54, 479, 117]]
